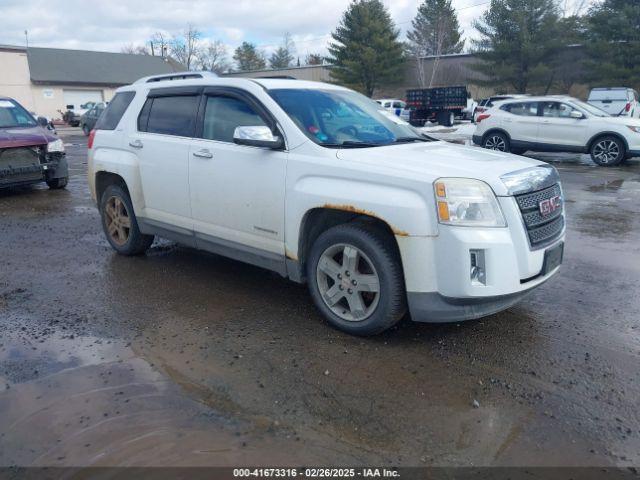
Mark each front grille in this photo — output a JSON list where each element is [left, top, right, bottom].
[[515, 183, 564, 248], [0, 147, 44, 185]]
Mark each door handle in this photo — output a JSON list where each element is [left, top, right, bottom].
[[193, 149, 213, 159], [129, 139, 143, 149]]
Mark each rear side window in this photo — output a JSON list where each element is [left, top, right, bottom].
[[140, 95, 199, 137], [95, 91, 135, 130]]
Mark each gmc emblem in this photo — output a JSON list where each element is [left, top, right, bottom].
[[539, 195, 562, 216]]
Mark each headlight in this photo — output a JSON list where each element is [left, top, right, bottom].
[[434, 178, 506, 227], [47, 139, 65, 153], [627, 126, 640, 133]]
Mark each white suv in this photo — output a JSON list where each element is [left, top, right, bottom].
[[88, 72, 565, 335], [473, 95, 640, 166]]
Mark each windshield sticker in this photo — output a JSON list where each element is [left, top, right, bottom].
[[379, 110, 408, 125], [0, 100, 15, 108]]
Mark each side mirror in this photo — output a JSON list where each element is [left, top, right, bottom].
[[37, 116, 49, 127], [570, 110, 585, 119], [233, 126, 283, 149]]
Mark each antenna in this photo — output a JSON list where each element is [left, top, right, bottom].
[[24, 30, 28, 48]]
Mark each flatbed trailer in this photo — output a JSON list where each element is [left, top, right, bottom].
[[406, 86, 468, 127]]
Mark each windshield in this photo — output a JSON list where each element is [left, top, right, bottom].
[[570, 99, 610, 117], [0, 99, 37, 128], [268, 88, 426, 147]]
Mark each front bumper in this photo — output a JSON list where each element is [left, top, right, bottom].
[[0, 151, 67, 188], [398, 195, 564, 323], [407, 288, 539, 323]]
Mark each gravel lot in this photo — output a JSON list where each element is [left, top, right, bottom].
[[1, 130, 639, 468]]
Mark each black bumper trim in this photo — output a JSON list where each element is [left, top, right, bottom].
[[407, 287, 543, 323]]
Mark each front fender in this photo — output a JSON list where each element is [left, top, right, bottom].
[[285, 175, 438, 260]]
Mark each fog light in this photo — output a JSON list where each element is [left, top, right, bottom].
[[470, 249, 486, 285]]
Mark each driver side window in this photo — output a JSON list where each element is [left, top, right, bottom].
[[202, 96, 266, 143], [541, 102, 576, 118]]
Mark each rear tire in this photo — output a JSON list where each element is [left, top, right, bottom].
[[46, 177, 68, 189], [99, 184, 154, 256], [482, 131, 510, 152], [306, 222, 407, 336], [82, 124, 90, 136], [590, 135, 625, 166]]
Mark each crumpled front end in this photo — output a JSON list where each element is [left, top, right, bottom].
[[0, 145, 67, 188]]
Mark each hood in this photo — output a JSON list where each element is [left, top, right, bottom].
[[0, 126, 57, 149], [335, 140, 546, 196]]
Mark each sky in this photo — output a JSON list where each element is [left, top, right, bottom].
[[0, 0, 596, 60]]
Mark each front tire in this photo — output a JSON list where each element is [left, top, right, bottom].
[[482, 131, 510, 152], [590, 136, 625, 166], [306, 222, 407, 336], [99, 184, 154, 255], [46, 177, 68, 189]]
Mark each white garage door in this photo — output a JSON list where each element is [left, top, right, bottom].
[[63, 89, 104, 110]]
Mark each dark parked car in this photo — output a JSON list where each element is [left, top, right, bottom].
[[80, 102, 106, 135], [0, 97, 68, 190]]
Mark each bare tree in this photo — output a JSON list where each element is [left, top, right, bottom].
[[121, 43, 151, 55], [151, 31, 170, 57], [199, 40, 231, 74], [170, 24, 202, 70], [427, 19, 449, 87]]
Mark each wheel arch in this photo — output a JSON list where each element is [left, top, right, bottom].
[[290, 207, 403, 284], [95, 171, 130, 205], [586, 131, 629, 153], [482, 128, 512, 145]]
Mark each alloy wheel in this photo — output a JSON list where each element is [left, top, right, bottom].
[[104, 196, 131, 246], [485, 135, 506, 151], [593, 140, 620, 164], [316, 243, 380, 322]]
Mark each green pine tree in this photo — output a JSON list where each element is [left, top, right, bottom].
[[471, 0, 563, 93], [586, 0, 640, 90], [407, 0, 465, 57], [327, 0, 406, 97], [233, 42, 266, 71], [269, 33, 296, 69]]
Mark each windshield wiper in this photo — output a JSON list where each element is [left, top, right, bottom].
[[321, 141, 382, 148], [391, 136, 430, 143]]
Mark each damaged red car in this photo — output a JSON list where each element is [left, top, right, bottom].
[[0, 97, 68, 190]]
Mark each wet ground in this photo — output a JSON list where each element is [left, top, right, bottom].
[[1, 132, 639, 468]]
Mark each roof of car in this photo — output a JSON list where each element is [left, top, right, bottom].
[[494, 95, 577, 104], [122, 75, 348, 93]]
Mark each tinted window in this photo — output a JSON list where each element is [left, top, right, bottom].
[[392, 101, 404, 108], [95, 92, 135, 130], [541, 102, 577, 118], [202, 96, 266, 143], [501, 102, 538, 116], [145, 95, 198, 137]]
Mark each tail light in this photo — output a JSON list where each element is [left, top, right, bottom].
[[88, 129, 96, 149], [625, 103, 632, 112], [476, 114, 491, 123]]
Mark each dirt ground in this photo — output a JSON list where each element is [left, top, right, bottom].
[[0, 131, 639, 468]]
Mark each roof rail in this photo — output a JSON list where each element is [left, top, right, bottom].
[[134, 71, 218, 84], [256, 75, 297, 80]]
